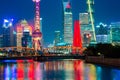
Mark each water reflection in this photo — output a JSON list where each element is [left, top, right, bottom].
[[74, 60, 84, 80], [0, 59, 120, 80]]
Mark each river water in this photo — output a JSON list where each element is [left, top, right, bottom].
[[0, 59, 120, 80]]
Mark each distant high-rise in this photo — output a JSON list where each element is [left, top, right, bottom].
[[96, 23, 110, 43], [22, 32, 32, 48], [63, 0, 73, 44], [40, 18, 44, 47], [40, 18, 42, 33], [16, 24, 23, 48], [110, 22, 120, 43], [0, 35, 3, 47], [54, 31, 61, 46], [2, 19, 14, 47]]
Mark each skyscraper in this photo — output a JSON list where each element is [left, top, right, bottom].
[[96, 23, 109, 43], [16, 20, 33, 48], [54, 31, 61, 46], [110, 22, 120, 43], [40, 18, 44, 47], [16, 24, 23, 48], [21, 19, 33, 35], [0, 35, 3, 47], [2, 19, 14, 47], [79, 13, 92, 46], [22, 32, 32, 48], [72, 21, 82, 54], [86, 0, 96, 43], [63, 0, 73, 45], [79, 0, 96, 47]]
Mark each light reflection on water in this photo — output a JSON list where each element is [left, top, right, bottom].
[[0, 59, 120, 80]]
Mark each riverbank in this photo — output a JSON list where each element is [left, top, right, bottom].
[[85, 56, 120, 67]]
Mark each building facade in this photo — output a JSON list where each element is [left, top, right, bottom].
[[22, 32, 32, 48], [0, 35, 3, 47], [16, 24, 23, 48], [2, 19, 15, 47], [40, 18, 44, 47], [63, 0, 73, 45], [16, 20, 33, 48], [86, 0, 96, 44], [110, 22, 120, 43], [54, 31, 61, 46], [95, 23, 110, 43], [79, 13, 93, 46]]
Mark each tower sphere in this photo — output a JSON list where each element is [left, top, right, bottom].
[[33, 0, 40, 2]]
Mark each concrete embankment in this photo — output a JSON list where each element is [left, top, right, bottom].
[[85, 56, 120, 67]]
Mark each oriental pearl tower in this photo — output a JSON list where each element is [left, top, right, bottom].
[[32, 0, 42, 51]]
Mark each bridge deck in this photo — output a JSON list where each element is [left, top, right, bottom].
[[0, 55, 85, 61]]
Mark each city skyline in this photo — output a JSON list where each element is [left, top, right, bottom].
[[0, 0, 120, 46]]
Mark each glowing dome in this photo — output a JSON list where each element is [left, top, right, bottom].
[[32, 0, 40, 2]]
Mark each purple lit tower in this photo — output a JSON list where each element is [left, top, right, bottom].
[[32, 0, 42, 51]]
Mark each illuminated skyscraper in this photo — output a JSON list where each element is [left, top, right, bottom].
[[54, 31, 61, 46], [96, 23, 109, 43], [110, 22, 120, 43], [40, 18, 44, 47], [79, 0, 96, 46], [0, 35, 3, 47], [21, 19, 33, 35], [79, 13, 92, 46], [16, 24, 23, 48], [86, 0, 96, 43], [63, 0, 73, 44], [32, 0, 42, 51], [16, 20, 33, 48], [72, 21, 82, 54], [2, 19, 14, 47], [40, 18, 42, 33]]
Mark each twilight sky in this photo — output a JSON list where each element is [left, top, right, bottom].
[[0, 0, 120, 46]]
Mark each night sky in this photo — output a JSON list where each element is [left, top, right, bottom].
[[0, 0, 120, 46]]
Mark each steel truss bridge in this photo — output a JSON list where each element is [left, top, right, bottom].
[[0, 47, 37, 57]]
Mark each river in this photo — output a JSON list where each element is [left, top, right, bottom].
[[0, 59, 119, 80]]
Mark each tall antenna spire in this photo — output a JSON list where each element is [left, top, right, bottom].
[[32, 0, 42, 51], [33, 0, 40, 30]]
